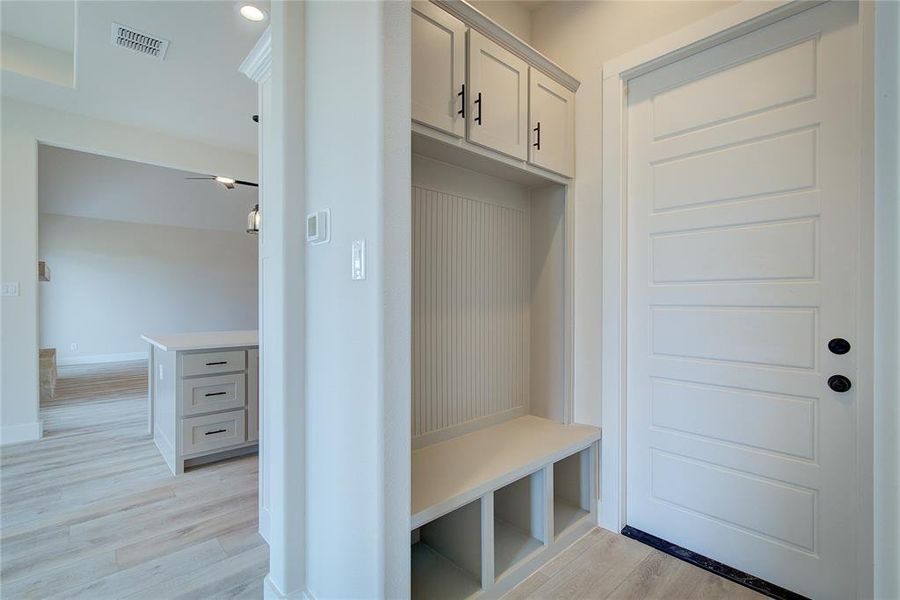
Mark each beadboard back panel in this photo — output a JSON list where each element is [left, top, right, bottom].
[[412, 185, 531, 447]]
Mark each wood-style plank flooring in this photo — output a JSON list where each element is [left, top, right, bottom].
[[502, 529, 766, 600], [0, 361, 266, 600], [2, 361, 764, 599]]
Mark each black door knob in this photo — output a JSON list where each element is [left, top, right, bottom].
[[828, 375, 852, 393], [828, 338, 851, 355]]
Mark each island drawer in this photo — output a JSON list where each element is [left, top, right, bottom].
[[182, 373, 246, 416], [182, 350, 246, 376], [181, 410, 247, 455]]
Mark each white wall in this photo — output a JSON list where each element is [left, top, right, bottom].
[[874, 1, 899, 597], [39, 213, 257, 364], [302, 1, 410, 598], [528, 0, 735, 429], [471, 1, 533, 43], [0, 98, 256, 444]]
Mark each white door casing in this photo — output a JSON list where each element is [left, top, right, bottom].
[[467, 29, 529, 160], [412, 1, 466, 138], [625, 3, 862, 599]]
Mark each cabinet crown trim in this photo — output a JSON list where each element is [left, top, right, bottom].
[[432, 0, 581, 93], [239, 26, 272, 83]]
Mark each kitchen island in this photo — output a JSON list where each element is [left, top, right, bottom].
[[142, 330, 259, 475]]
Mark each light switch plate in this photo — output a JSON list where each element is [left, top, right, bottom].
[[2, 282, 19, 297], [351, 240, 366, 280]]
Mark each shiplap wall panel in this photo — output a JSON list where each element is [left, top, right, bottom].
[[412, 186, 530, 444]]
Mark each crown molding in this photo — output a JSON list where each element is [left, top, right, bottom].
[[239, 26, 272, 83], [432, 0, 580, 92]]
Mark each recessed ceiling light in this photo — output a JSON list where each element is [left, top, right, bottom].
[[215, 176, 237, 185], [240, 5, 266, 22]]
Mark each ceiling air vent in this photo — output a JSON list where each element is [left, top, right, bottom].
[[110, 23, 169, 60]]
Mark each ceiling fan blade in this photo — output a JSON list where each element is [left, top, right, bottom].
[[184, 176, 216, 180], [234, 180, 259, 188]]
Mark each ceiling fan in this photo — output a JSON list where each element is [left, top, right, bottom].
[[185, 175, 258, 190]]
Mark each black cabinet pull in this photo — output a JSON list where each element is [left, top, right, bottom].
[[457, 84, 465, 118], [205, 429, 227, 436], [204, 391, 227, 397], [533, 122, 541, 149], [474, 92, 482, 125], [205, 361, 227, 366]]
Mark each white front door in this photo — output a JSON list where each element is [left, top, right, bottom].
[[625, 3, 863, 598]]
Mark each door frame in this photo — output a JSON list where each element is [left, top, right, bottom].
[[599, 1, 876, 596]]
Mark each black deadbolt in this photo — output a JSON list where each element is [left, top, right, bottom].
[[828, 375, 852, 393], [828, 338, 851, 355]]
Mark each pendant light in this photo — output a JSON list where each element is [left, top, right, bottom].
[[247, 204, 260, 235]]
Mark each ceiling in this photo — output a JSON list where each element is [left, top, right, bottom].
[[1, 1, 75, 52], [1, 1, 268, 153], [39, 144, 258, 233]]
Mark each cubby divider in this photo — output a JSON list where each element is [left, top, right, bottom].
[[553, 446, 593, 539], [493, 469, 548, 580]]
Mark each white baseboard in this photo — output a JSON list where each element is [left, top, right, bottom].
[[263, 575, 314, 600], [0, 420, 43, 445], [57, 351, 148, 366]]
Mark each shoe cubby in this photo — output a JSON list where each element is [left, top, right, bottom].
[[493, 470, 546, 580], [553, 446, 592, 539], [412, 499, 483, 600]]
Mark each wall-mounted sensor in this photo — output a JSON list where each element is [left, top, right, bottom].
[[306, 209, 330, 245]]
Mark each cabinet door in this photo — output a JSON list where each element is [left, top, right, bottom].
[[529, 69, 575, 177], [467, 30, 529, 160], [412, 1, 466, 137]]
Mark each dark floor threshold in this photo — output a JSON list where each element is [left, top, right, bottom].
[[620, 525, 810, 600]]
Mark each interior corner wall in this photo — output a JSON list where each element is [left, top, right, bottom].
[[38, 214, 258, 364], [470, 1, 533, 44], [0, 98, 256, 445], [303, 1, 410, 597], [526, 0, 736, 427]]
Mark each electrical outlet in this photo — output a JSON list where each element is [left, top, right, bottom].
[[70, 343, 78, 351], [159, 364, 164, 380], [1, 282, 19, 296]]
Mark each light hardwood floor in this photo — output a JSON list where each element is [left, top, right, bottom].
[[502, 528, 765, 600], [1, 361, 763, 600], [0, 361, 266, 600]]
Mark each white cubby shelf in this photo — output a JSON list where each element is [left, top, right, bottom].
[[411, 415, 600, 599]]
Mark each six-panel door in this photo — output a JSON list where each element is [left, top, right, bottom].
[[467, 30, 529, 160], [411, 1, 466, 138], [528, 69, 574, 177]]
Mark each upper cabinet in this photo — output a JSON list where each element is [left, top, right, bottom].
[[412, 2, 467, 137], [529, 70, 575, 177], [411, 1, 580, 180], [467, 30, 529, 161]]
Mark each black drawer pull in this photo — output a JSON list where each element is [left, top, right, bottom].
[[533, 122, 541, 149], [205, 361, 228, 366], [457, 84, 465, 118], [205, 429, 227, 436], [204, 391, 227, 397]]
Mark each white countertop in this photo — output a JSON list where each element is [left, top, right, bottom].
[[141, 330, 258, 352]]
